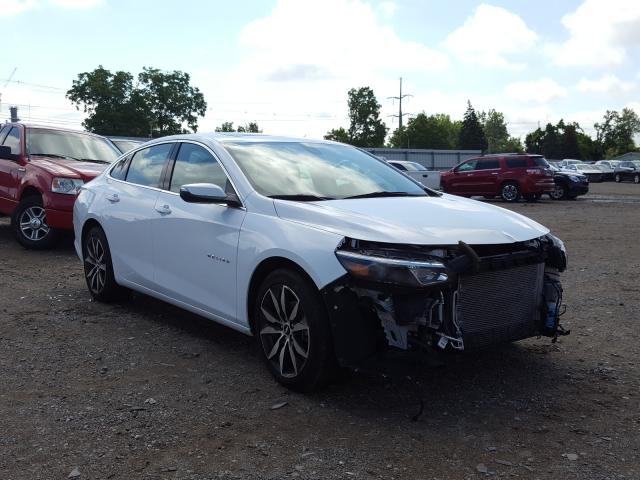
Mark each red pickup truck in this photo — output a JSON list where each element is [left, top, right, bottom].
[[0, 123, 120, 249]]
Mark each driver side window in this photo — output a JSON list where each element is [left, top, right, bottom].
[[457, 160, 477, 172]]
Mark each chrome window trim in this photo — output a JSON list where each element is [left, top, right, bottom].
[[106, 139, 245, 209]]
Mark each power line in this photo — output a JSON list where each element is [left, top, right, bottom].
[[0, 78, 66, 91]]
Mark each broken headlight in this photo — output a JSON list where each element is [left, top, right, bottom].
[[335, 250, 449, 288], [545, 233, 568, 271]]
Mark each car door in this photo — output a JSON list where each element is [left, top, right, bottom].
[[151, 141, 246, 322], [0, 126, 23, 213], [472, 158, 501, 194], [448, 159, 478, 194], [101, 142, 174, 288]]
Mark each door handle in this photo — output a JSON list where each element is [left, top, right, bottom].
[[491, 172, 499, 175], [155, 204, 171, 215], [106, 193, 120, 203]]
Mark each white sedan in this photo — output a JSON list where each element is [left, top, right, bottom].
[[74, 134, 569, 391]]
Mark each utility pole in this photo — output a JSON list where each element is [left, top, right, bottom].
[[388, 77, 412, 130]]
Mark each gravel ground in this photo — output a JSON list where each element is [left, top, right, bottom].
[[1, 182, 639, 480]]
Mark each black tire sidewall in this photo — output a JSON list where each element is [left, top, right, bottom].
[[12, 196, 58, 250], [253, 269, 335, 392], [83, 225, 127, 302]]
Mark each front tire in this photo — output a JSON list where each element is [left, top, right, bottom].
[[12, 196, 58, 250], [500, 182, 520, 203], [615, 173, 622, 183], [83, 225, 129, 302], [634, 174, 639, 184], [254, 269, 336, 392]]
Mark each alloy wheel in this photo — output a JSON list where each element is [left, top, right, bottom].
[[502, 184, 518, 201], [259, 284, 310, 379], [84, 236, 107, 294], [19, 206, 50, 242]]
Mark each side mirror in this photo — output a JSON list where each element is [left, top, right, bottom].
[[0, 145, 18, 161], [179, 183, 241, 207]]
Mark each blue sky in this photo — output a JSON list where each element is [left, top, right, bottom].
[[2, 0, 639, 139]]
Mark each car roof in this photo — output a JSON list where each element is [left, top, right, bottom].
[[4, 122, 107, 138]]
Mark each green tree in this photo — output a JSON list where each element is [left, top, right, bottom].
[[215, 121, 262, 133], [215, 121, 236, 132], [479, 109, 509, 153], [324, 127, 350, 143], [324, 87, 387, 147], [389, 113, 459, 149], [138, 67, 207, 136], [459, 101, 487, 151], [67, 65, 207, 138], [66, 66, 150, 137], [541, 123, 562, 159], [561, 123, 581, 159]]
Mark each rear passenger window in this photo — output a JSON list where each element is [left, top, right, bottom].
[[169, 143, 230, 193], [533, 157, 549, 167], [110, 156, 131, 180], [125, 144, 172, 188], [476, 159, 500, 169], [3, 127, 21, 155], [391, 162, 407, 171], [506, 158, 527, 168]]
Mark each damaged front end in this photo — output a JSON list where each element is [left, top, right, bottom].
[[321, 235, 569, 367]]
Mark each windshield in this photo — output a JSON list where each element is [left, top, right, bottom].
[[575, 164, 592, 170], [112, 139, 142, 153], [26, 128, 120, 163], [222, 141, 427, 200], [533, 157, 550, 167]]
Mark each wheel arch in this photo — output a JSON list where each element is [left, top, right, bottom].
[[80, 218, 103, 248], [246, 256, 318, 335], [19, 185, 42, 200]]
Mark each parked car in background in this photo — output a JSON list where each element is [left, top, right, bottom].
[[387, 160, 441, 190], [109, 137, 146, 153], [440, 153, 555, 202], [596, 160, 621, 170], [614, 161, 640, 183], [0, 123, 120, 249], [563, 163, 604, 182], [593, 163, 614, 181], [73, 134, 569, 391], [548, 165, 589, 200], [559, 159, 583, 169]]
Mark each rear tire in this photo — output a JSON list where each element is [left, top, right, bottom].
[[500, 182, 520, 203], [12, 195, 59, 250], [82, 225, 129, 302], [549, 183, 566, 200], [634, 174, 639, 184], [254, 269, 336, 392]]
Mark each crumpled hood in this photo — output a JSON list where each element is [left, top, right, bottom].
[[274, 194, 549, 245], [30, 157, 109, 180]]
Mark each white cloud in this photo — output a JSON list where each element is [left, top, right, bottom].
[[0, 0, 36, 16], [577, 74, 635, 94], [549, 0, 640, 67], [506, 78, 567, 104], [445, 4, 537, 70], [239, 0, 449, 81]]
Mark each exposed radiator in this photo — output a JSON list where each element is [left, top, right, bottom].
[[456, 263, 544, 349]]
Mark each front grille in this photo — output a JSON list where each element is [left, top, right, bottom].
[[456, 263, 544, 349]]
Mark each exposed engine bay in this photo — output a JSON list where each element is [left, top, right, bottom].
[[322, 235, 569, 367]]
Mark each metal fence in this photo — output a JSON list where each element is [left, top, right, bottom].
[[365, 148, 481, 171]]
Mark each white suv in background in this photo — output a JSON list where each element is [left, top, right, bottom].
[[74, 134, 569, 391]]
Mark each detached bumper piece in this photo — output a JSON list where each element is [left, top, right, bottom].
[[323, 236, 569, 367]]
